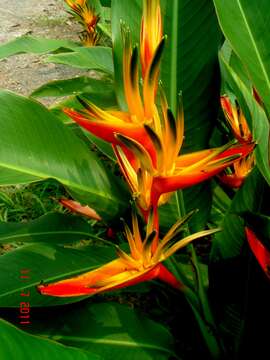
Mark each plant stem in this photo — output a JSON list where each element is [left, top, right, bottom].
[[174, 190, 225, 358]]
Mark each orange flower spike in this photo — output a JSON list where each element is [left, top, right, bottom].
[[218, 152, 255, 188], [38, 211, 220, 297], [122, 30, 145, 122], [65, 0, 86, 11], [63, 105, 147, 146], [116, 91, 255, 207], [113, 144, 153, 214], [65, 0, 100, 46], [140, 0, 163, 78], [60, 199, 101, 221], [64, 98, 157, 164], [151, 142, 255, 205], [143, 37, 166, 120], [220, 95, 252, 144], [63, 8, 166, 156]]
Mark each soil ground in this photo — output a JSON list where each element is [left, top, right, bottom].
[[0, 0, 86, 101]]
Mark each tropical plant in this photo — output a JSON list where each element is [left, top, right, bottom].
[[0, 1, 269, 359]]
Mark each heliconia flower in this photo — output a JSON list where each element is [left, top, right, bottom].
[[64, 0, 100, 46], [220, 95, 255, 188], [218, 153, 255, 188], [115, 95, 256, 209], [140, 0, 163, 78], [64, 1, 165, 156], [220, 95, 252, 144], [79, 29, 99, 47], [63, 33, 166, 163], [245, 227, 270, 280], [60, 199, 101, 221], [38, 211, 220, 297]]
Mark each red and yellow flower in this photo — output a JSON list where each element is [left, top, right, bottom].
[[115, 94, 255, 211], [218, 153, 255, 188], [246, 227, 270, 280], [220, 95, 252, 144], [140, 0, 162, 78], [64, 0, 164, 159], [64, 0, 100, 46], [219, 95, 255, 187], [38, 211, 219, 297]]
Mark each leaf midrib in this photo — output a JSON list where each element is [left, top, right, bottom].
[[0, 160, 118, 205], [38, 335, 174, 355], [0, 230, 94, 243]]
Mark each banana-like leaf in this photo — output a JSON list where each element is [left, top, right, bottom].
[[0, 319, 100, 360], [219, 50, 270, 186], [214, 0, 270, 117], [161, 0, 222, 149], [0, 212, 97, 245], [46, 47, 114, 75], [27, 302, 176, 360], [0, 243, 115, 307], [31, 77, 114, 98], [0, 90, 128, 221], [0, 35, 79, 60]]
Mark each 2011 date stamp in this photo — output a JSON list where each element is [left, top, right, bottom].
[[19, 269, 31, 325]]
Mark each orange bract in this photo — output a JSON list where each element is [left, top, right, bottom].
[[220, 95, 255, 188], [221, 95, 252, 144], [64, 0, 100, 46], [38, 211, 219, 297]]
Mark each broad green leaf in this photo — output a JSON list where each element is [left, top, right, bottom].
[[210, 183, 232, 227], [162, 0, 221, 231], [161, 0, 222, 150], [0, 168, 39, 185], [0, 90, 128, 221], [0, 243, 115, 307], [84, 132, 116, 162], [211, 168, 267, 261], [31, 76, 114, 98], [0, 212, 97, 245], [29, 302, 176, 360], [219, 52, 270, 186], [214, 0, 270, 117], [0, 319, 100, 360], [46, 47, 114, 74], [0, 35, 79, 60]]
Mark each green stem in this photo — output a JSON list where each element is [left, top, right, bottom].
[[174, 190, 225, 358], [188, 301, 223, 359]]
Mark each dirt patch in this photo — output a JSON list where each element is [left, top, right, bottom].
[[0, 0, 88, 102]]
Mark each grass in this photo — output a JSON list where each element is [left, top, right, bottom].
[[0, 180, 68, 223]]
